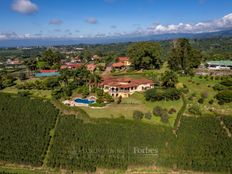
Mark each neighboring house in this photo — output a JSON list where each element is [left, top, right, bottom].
[[112, 62, 125, 69], [112, 57, 131, 69], [71, 56, 82, 63], [61, 63, 82, 69], [99, 76, 154, 98], [87, 64, 96, 72], [91, 55, 101, 61], [206, 60, 232, 70], [6, 58, 22, 65], [118, 57, 131, 66]]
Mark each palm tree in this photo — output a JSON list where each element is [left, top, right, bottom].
[[59, 69, 71, 86]]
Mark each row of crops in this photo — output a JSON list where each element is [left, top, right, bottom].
[[0, 93, 59, 166], [160, 116, 232, 172], [47, 115, 232, 172], [47, 117, 174, 172], [0, 93, 231, 173]]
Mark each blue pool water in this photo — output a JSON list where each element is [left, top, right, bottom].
[[35, 72, 60, 77], [74, 98, 95, 105]]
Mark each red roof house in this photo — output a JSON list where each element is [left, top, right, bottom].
[[87, 64, 97, 72], [118, 57, 129, 62]]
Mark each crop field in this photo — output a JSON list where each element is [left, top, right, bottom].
[[0, 92, 231, 173], [47, 116, 174, 172], [0, 93, 59, 166], [161, 116, 232, 172]]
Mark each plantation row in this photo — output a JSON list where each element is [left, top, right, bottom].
[[47, 117, 174, 172], [47, 115, 232, 172], [0, 93, 231, 173], [0, 93, 59, 166], [160, 117, 232, 172]]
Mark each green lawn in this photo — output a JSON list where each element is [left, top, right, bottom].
[[80, 92, 183, 127]]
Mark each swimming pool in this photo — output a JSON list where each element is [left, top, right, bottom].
[[35, 72, 60, 77], [74, 98, 95, 105]]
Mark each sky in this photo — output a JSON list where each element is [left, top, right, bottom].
[[0, 0, 232, 41]]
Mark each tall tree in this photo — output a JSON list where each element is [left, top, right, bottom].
[[42, 49, 63, 67], [161, 70, 178, 88], [168, 38, 202, 74], [127, 42, 162, 70]]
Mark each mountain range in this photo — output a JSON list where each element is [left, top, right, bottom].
[[1, 29, 232, 48]]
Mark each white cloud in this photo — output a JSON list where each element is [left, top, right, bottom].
[[1, 13, 232, 40], [11, 0, 38, 14], [49, 19, 63, 25], [147, 13, 232, 35], [0, 32, 18, 40], [85, 17, 98, 24]]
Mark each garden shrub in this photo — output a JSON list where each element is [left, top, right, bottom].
[[213, 84, 226, 91], [188, 104, 202, 116], [144, 112, 152, 120], [168, 108, 177, 114], [209, 99, 214, 105], [153, 106, 164, 116], [198, 98, 204, 104], [133, 110, 144, 120], [145, 88, 181, 101], [220, 79, 232, 87], [215, 90, 232, 104]]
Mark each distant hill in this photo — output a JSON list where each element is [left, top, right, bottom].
[[1, 29, 232, 47]]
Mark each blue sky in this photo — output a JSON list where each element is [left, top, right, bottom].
[[0, 0, 232, 40]]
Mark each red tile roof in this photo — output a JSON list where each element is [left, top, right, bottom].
[[112, 62, 125, 68], [118, 57, 129, 62], [100, 76, 154, 88], [87, 64, 96, 71]]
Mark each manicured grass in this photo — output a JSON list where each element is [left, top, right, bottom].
[[80, 92, 182, 127]]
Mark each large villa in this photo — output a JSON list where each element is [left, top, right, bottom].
[[99, 76, 154, 98]]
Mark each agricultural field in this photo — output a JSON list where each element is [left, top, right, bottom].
[[0, 88, 231, 173], [47, 116, 175, 172], [0, 93, 59, 166], [46, 115, 232, 173], [162, 116, 232, 172]]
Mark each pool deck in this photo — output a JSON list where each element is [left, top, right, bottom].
[[63, 97, 97, 107]]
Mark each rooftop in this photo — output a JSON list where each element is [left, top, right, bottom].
[[100, 76, 153, 88], [118, 57, 129, 62], [112, 62, 125, 68], [207, 60, 232, 66]]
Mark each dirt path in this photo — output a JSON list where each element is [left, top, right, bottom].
[[102, 65, 112, 76], [42, 114, 60, 167], [220, 119, 232, 138], [173, 95, 187, 137]]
